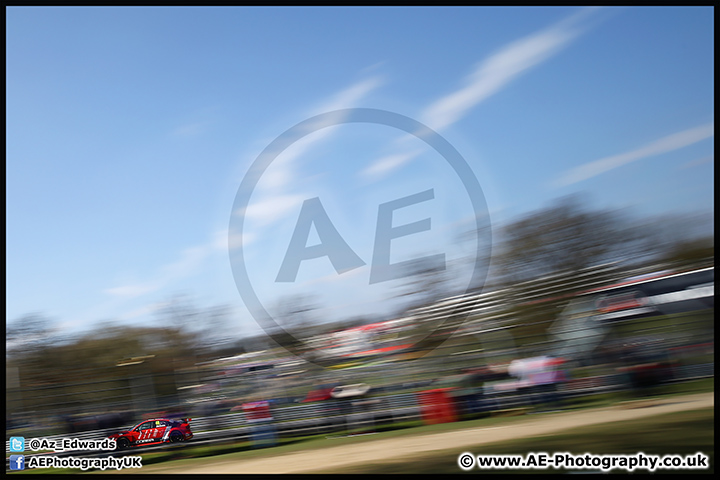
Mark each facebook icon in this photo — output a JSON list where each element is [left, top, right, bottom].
[[9, 455, 25, 470]]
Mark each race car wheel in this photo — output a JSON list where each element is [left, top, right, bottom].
[[169, 432, 184, 443], [116, 438, 130, 450]]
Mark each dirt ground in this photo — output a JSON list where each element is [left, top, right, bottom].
[[135, 392, 713, 474]]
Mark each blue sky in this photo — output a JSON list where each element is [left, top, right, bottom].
[[6, 7, 714, 341]]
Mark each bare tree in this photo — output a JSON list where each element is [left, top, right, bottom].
[[156, 295, 236, 354], [395, 256, 450, 309], [6, 313, 55, 355], [493, 196, 648, 285]]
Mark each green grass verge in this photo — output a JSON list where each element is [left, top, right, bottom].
[[310, 407, 715, 474]]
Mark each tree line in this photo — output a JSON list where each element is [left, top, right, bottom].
[[6, 196, 713, 414]]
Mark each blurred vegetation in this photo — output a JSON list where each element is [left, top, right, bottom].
[[6, 196, 713, 424], [5, 299, 251, 425], [493, 195, 713, 286], [494, 196, 637, 284]]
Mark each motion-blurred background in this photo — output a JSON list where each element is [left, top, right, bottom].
[[7, 197, 713, 439], [6, 6, 713, 454]]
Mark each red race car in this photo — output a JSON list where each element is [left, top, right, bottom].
[[108, 418, 193, 450]]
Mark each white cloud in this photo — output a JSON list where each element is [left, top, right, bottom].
[[422, 8, 596, 132], [232, 231, 253, 248], [239, 76, 383, 227], [213, 227, 248, 251], [361, 150, 423, 178], [172, 122, 205, 137], [104, 78, 383, 303], [104, 283, 160, 298], [161, 245, 209, 277], [104, 243, 213, 299], [679, 155, 714, 170], [265, 76, 383, 174], [363, 8, 598, 180], [554, 122, 715, 187], [236, 193, 306, 226], [322, 77, 383, 113], [117, 301, 170, 321]]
